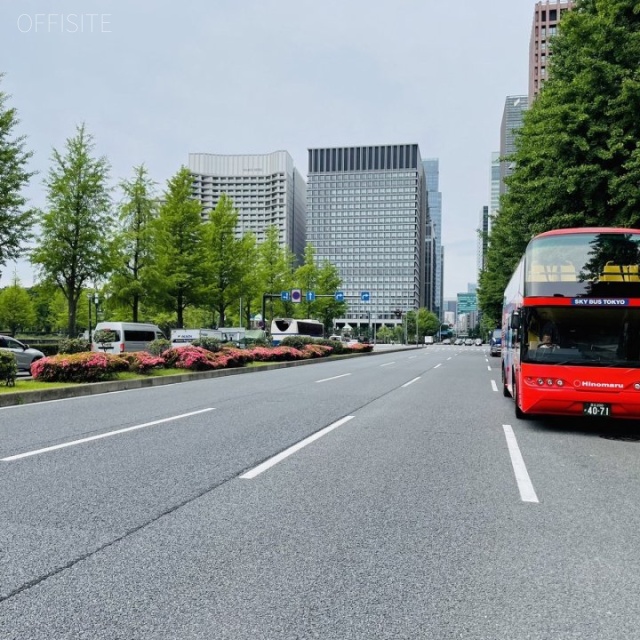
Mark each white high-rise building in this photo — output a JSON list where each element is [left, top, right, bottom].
[[189, 151, 307, 260]]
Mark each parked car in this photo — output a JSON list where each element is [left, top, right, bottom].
[[442, 338, 451, 345], [464, 338, 474, 346], [454, 338, 464, 346], [474, 338, 483, 346], [0, 335, 45, 372], [489, 329, 502, 357]]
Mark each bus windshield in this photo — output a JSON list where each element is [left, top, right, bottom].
[[521, 305, 640, 367], [525, 231, 640, 297]]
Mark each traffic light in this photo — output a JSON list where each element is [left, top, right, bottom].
[[394, 309, 402, 318]]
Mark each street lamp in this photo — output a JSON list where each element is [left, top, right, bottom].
[[87, 292, 99, 339]]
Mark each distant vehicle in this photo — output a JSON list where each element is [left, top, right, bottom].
[[442, 338, 451, 345], [489, 329, 502, 357], [424, 335, 434, 345], [0, 335, 45, 372], [170, 328, 221, 346], [464, 338, 474, 346], [474, 338, 483, 346], [454, 338, 464, 346], [270, 318, 324, 345], [91, 322, 165, 354]]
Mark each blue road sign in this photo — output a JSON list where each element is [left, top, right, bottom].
[[281, 290, 290, 301], [306, 291, 316, 302], [291, 288, 302, 303], [335, 291, 345, 302], [361, 291, 370, 302]]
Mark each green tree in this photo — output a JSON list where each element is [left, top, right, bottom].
[[236, 233, 260, 328], [0, 75, 36, 280], [202, 194, 244, 327], [0, 275, 35, 335], [315, 258, 346, 333], [31, 124, 113, 336], [109, 165, 157, 322], [294, 244, 320, 319], [480, 0, 640, 320], [256, 226, 294, 327], [148, 166, 205, 328]]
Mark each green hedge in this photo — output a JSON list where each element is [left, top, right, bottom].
[[0, 351, 17, 386]]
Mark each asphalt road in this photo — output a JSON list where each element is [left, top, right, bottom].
[[2, 345, 640, 639]]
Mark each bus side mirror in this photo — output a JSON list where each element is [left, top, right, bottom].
[[510, 312, 520, 330]]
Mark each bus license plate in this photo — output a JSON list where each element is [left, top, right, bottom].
[[583, 403, 611, 417]]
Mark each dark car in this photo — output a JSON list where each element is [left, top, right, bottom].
[[489, 329, 502, 357]]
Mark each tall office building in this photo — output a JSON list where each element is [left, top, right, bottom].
[[529, 0, 575, 100], [423, 159, 443, 319], [307, 144, 427, 328], [189, 151, 307, 260], [477, 205, 489, 274], [499, 95, 529, 194], [490, 151, 500, 219]]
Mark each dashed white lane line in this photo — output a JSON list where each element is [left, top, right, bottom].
[[402, 377, 421, 388], [434, 363, 442, 369], [491, 380, 498, 392], [487, 365, 492, 371], [380, 362, 395, 367], [241, 416, 355, 479], [502, 424, 539, 503], [447, 357, 452, 361], [316, 373, 352, 383], [2, 408, 216, 462]]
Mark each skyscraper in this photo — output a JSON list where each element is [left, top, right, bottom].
[[189, 151, 307, 260], [307, 144, 427, 329], [423, 159, 443, 319], [499, 95, 529, 194], [529, 0, 575, 100]]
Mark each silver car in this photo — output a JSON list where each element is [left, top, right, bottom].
[[0, 335, 45, 372]]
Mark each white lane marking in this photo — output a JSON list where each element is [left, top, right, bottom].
[[408, 356, 417, 359], [487, 365, 492, 371], [380, 362, 395, 367], [402, 376, 421, 388], [241, 416, 355, 479], [316, 373, 351, 383], [491, 380, 498, 392], [1, 408, 215, 462], [434, 363, 442, 369], [502, 425, 539, 503], [447, 357, 452, 361]]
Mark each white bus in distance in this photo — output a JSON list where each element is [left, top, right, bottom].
[[270, 318, 324, 345]]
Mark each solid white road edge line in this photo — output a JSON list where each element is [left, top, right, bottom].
[[402, 376, 421, 387], [1, 408, 216, 462], [240, 416, 355, 479], [502, 424, 539, 503], [491, 380, 498, 392], [316, 373, 352, 383]]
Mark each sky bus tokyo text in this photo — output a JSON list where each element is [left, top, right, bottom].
[[500, 227, 640, 420]]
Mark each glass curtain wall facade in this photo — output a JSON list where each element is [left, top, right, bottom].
[[423, 159, 442, 319], [307, 144, 427, 326], [499, 95, 529, 195], [189, 151, 307, 261]]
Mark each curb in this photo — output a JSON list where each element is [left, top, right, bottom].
[[0, 348, 413, 408]]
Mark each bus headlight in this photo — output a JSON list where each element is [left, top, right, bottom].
[[634, 383, 640, 391]]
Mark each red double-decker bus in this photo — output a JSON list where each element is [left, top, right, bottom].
[[501, 227, 640, 420]]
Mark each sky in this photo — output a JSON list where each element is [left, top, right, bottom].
[[0, 0, 535, 299]]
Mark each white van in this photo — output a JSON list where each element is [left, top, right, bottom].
[[91, 322, 165, 354]]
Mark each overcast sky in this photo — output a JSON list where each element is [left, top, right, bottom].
[[0, 0, 534, 298]]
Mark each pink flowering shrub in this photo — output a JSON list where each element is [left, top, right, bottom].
[[248, 346, 305, 362], [220, 346, 254, 366], [345, 343, 374, 353], [300, 344, 333, 358], [121, 351, 165, 374], [161, 346, 228, 371], [31, 352, 130, 382]]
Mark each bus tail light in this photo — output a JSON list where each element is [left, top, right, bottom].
[[529, 377, 564, 388]]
